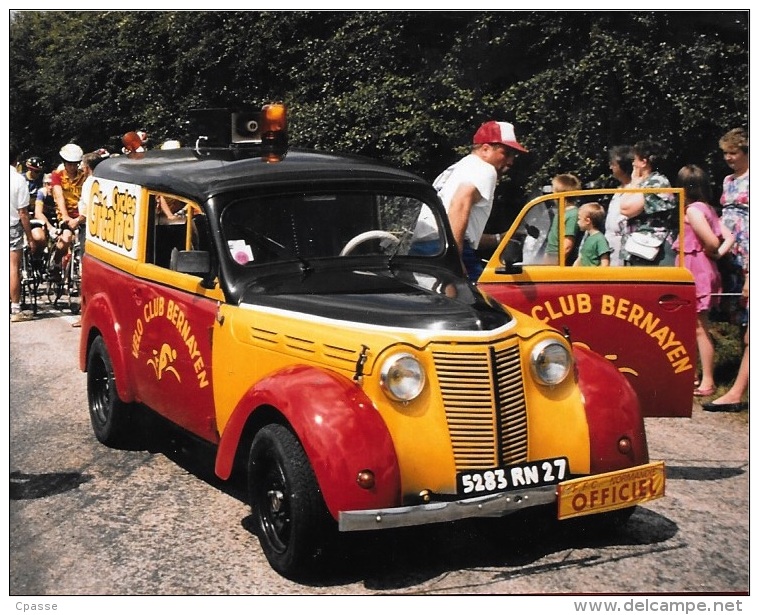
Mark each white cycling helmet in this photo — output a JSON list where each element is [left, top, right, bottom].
[[59, 143, 84, 163]]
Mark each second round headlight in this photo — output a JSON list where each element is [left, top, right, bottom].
[[380, 352, 426, 402], [530, 339, 572, 386]]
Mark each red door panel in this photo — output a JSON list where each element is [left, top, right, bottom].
[[131, 277, 219, 441], [479, 277, 695, 417], [478, 188, 695, 418]]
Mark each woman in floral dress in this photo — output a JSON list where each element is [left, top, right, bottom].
[[704, 128, 749, 412], [717, 128, 749, 324]]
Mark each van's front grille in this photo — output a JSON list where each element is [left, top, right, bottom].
[[432, 342, 528, 471]]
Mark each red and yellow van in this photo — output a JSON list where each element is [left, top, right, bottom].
[[79, 106, 666, 580]]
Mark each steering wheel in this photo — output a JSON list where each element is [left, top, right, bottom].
[[339, 230, 400, 256]]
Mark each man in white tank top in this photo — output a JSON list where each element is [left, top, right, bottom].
[[414, 121, 528, 281]]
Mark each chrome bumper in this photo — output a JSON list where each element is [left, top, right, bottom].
[[338, 484, 557, 532]]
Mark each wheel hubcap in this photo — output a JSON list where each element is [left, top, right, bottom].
[[267, 489, 285, 513], [90, 359, 111, 425], [256, 460, 291, 554]]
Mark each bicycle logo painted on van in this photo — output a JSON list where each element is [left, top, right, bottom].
[[147, 343, 181, 382], [131, 295, 210, 389]]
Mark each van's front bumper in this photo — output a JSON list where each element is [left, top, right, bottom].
[[338, 460, 665, 531], [338, 484, 557, 532]]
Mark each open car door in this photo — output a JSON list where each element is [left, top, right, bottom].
[[478, 187, 696, 418]]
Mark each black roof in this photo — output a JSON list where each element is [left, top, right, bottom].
[[94, 147, 430, 203]]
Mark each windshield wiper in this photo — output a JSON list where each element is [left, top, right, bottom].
[[387, 228, 411, 271], [297, 255, 313, 278], [287, 213, 313, 279]]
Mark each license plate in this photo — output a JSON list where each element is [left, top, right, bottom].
[[457, 457, 569, 496], [557, 461, 666, 520]]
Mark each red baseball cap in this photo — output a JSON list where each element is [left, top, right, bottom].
[[473, 121, 528, 153]]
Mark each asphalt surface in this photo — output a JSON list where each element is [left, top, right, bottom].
[[7, 304, 751, 600]]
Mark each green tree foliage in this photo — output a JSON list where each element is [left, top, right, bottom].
[[10, 10, 747, 200]]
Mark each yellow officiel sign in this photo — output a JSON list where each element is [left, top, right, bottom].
[[557, 461, 665, 520]]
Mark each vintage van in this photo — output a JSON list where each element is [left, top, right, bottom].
[[79, 105, 665, 579], [478, 188, 696, 418]]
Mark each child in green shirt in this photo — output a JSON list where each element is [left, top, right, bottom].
[[545, 173, 583, 264], [575, 202, 611, 267]]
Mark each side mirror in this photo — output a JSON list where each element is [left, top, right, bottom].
[[170, 249, 212, 277], [525, 224, 540, 239], [496, 237, 524, 274]]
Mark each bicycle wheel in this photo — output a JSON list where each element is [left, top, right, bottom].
[[47, 243, 71, 307], [67, 245, 81, 313], [20, 247, 38, 314], [46, 262, 63, 307]]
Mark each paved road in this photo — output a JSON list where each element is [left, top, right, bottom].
[[8, 307, 750, 598]]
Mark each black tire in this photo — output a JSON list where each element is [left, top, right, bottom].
[[46, 275, 63, 307], [248, 424, 334, 579], [69, 253, 81, 303], [68, 255, 81, 314], [20, 249, 39, 313], [20, 278, 33, 313], [87, 336, 135, 447]]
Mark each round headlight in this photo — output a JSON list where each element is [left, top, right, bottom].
[[530, 339, 572, 386], [380, 353, 425, 402]]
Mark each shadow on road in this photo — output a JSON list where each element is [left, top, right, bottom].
[[135, 409, 248, 502], [665, 464, 747, 481], [237, 503, 680, 589], [10, 470, 93, 499], [101, 407, 683, 590]]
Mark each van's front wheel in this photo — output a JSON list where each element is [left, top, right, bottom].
[[87, 336, 135, 447], [248, 424, 333, 579]]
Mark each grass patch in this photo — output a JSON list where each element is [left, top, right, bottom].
[[709, 320, 745, 386]]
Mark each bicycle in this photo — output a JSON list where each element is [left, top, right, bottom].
[[64, 229, 83, 315], [20, 240, 44, 314], [45, 227, 66, 308], [46, 226, 82, 314]]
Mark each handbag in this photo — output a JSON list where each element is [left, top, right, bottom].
[[626, 232, 664, 262]]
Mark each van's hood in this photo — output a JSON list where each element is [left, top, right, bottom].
[[239, 267, 510, 331]]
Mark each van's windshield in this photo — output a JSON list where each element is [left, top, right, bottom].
[[220, 191, 445, 266]]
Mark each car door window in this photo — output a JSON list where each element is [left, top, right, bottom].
[[147, 193, 205, 269]]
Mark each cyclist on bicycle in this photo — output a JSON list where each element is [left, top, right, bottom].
[[23, 156, 45, 213], [51, 143, 86, 273], [24, 157, 46, 258], [32, 173, 57, 259]]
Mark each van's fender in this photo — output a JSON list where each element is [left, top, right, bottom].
[[79, 290, 138, 404], [215, 365, 401, 519], [572, 344, 649, 474]]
